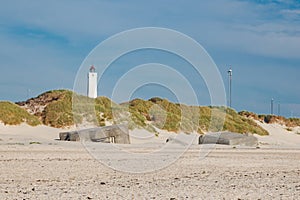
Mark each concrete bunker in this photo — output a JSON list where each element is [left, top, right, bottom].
[[199, 132, 258, 146], [59, 124, 130, 144]]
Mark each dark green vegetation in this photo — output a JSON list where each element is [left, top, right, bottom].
[[0, 101, 40, 126], [2, 89, 298, 136]]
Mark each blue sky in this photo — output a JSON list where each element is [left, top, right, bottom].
[[0, 0, 299, 117]]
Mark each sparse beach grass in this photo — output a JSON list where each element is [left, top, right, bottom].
[[0, 101, 40, 126], [286, 127, 293, 131], [3, 90, 300, 136], [29, 141, 41, 145]]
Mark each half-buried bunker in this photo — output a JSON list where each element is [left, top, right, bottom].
[[199, 132, 258, 146], [59, 124, 130, 144]]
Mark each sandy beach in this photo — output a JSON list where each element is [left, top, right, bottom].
[[2, 0, 300, 199], [0, 123, 299, 199]]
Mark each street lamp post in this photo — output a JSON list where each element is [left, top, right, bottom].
[[227, 68, 232, 108], [271, 98, 274, 115]]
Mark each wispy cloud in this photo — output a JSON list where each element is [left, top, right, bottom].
[[0, 0, 299, 116]]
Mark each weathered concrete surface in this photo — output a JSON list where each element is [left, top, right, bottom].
[[59, 124, 130, 144], [199, 132, 258, 146]]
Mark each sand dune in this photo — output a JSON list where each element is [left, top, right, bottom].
[[0, 123, 73, 144], [254, 121, 300, 148]]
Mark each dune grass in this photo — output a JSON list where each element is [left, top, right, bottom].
[[39, 91, 270, 135], [0, 101, 40, 126], [42, 90, 74, 128], [0, 90, 271, 135], [125, 98, 269, 135], [239, 110, 300, 128], [225, 109, 268, 135]]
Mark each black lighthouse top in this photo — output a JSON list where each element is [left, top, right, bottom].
[[90, 65, 96, 72]]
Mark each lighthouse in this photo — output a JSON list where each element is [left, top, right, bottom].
[[88, 65, 97, 98]]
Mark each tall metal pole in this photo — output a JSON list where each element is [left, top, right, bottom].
[[228, 68, 232, 108], [271, 98, 274, 115]]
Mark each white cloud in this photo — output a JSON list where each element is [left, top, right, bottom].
[[1, 0, 299, 61], [0, 0, 299, 115]]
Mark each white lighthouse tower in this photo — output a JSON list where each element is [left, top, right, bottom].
[[88, 65, 97, 98]]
